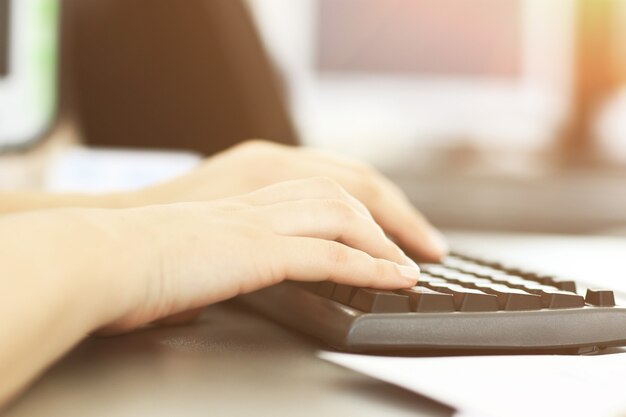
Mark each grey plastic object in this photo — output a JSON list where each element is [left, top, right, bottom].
[[239, 282, 626, 354]]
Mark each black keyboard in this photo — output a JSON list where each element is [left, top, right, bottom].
[[239, 252, 626, 354]]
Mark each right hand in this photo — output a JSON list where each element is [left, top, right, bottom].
[[101, 177, 420, 333]]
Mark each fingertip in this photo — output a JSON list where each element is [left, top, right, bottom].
[[392, 276, 419, 290], [378, 263, 418, 289], [382, 204, 448, 262], [402, 277, 419, 288], [374, 275, 418, 290], [406, 226, 449, 262], [397, 264, 420, 281], [358, 259, 419, 290]]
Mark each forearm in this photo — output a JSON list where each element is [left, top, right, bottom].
[[0, 190, 142, 214], [0, 209, 143, 406]]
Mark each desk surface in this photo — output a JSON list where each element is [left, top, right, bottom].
[[6, 232, 626, 417], [4, 302, 452, 417]]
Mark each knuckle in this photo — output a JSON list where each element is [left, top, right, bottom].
[[374, 259, 396, 279], [312, 176, 341, 190], [349, 195, 373, 218], [327, 242, 350, 266], [350, 163, 384, 196], [248, 245, 286, 290], [308, 177, 349, 197], [324, 199, 357, 221], [360, 175, 384, 199], [264, 246, 287, 284]]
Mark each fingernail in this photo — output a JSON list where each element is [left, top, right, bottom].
[[404, 255, 419, 268], [397, 264, 420, 282]]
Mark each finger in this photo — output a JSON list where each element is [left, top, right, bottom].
[[255, 199, 410, 266], [273, 237, 419, 289], [365, 176, 448, 262], [154, 307, 205, 326], [291, 156, 448, 261], [235, 177, 373, 220]]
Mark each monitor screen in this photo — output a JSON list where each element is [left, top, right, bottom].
[[0, 0, 8, 76], [316, 0, 522, 78], [250, 0, 572, 159]]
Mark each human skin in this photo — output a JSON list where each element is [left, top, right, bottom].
[[0, 141, 447, 260], [0, 142, 446, 407]]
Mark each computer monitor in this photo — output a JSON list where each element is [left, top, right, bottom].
[[0, 0, 59, 150], [250, 0, 574, 162]]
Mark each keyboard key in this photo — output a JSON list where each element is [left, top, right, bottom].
[[397, 286, 456, 312], [518, 284, 584, 308], [531, 275, 577, 293], [417, 273, 446, 284], [469, 258, 504, 270], [585, 289, 616, 307], [243, 251, 626, 353], [517, 271, 542, 281], [502, 267, 526, 276], [449, 252, 506, 269], [488, 273, 528, 286], [315, 282, 336, 297], [425, 283, 499, 312], [420, 264, 450, 277], [523, 274, 554, 284], [440, 272, 492, 286], [350, 289, 411, 313], [293, 282, 320, 292], [332, 284, 357, 304], [472, 283, 542, 311], [452, 263, 496, 278], [550, 280, 577, 293]]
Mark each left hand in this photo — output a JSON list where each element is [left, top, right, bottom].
[[138, 140, 448, 262]]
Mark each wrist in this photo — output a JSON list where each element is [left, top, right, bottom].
[[32, 208, 152, 332], [79, 209, 155, 330]]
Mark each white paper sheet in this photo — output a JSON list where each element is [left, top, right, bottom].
[[320, 351, 626, 417]]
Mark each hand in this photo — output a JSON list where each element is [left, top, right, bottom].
[[0, 178, 422, 403], [101, 178, 420, 332], [139, 140, 447, 261]]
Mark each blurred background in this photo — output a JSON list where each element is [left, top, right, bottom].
[[2, 0, 626, 235]]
